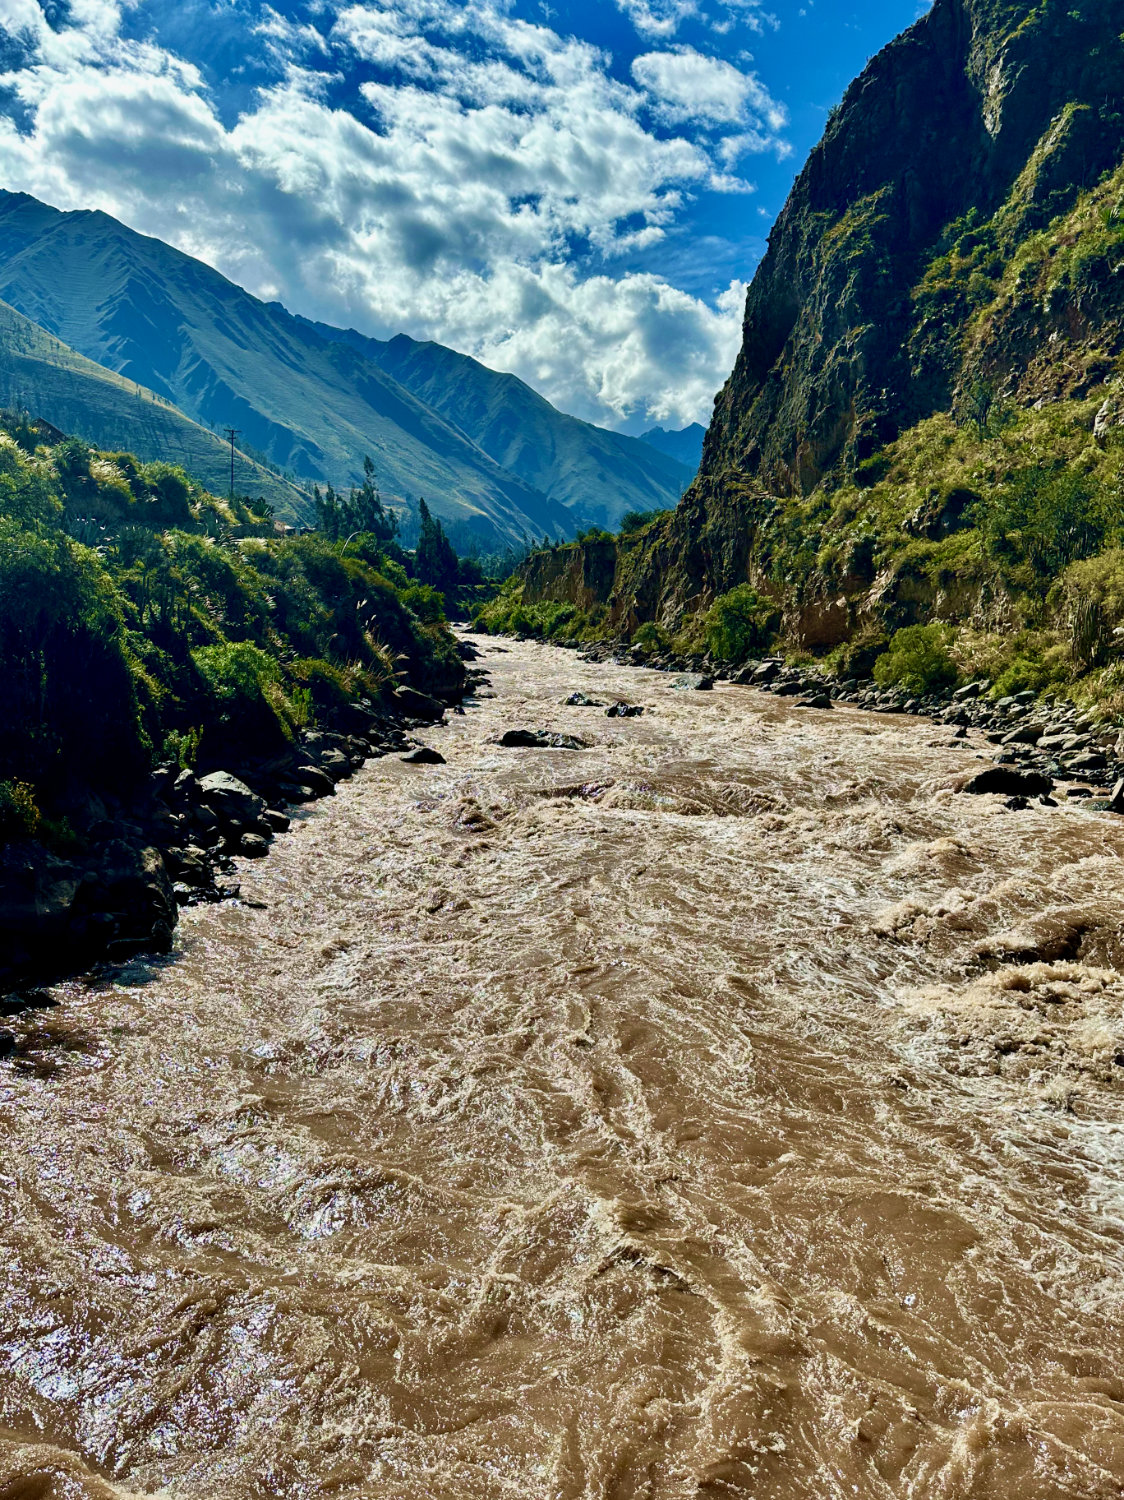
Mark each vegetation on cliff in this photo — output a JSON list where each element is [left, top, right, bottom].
[[0, 415, 463, 845], [477, 0, 1124, 719]]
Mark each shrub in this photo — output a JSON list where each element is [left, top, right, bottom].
[[192, 641, 280, 702], [163, 727, 202, 770], [704, 585, 779, 661], [0, 780, 41, 843], [632, 621, 669, 654], [1070, 596, 1112, 671], [873, 624, 959, 694], [0, 521, 145, 792], [825, 626, 889, 680], [619, 509, 670, 534], [400, 583, 446, 623]]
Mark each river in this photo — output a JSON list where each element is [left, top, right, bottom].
[[2, 634, 1124, 1499]]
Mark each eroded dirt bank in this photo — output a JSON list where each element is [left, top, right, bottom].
[[2, 635, 1124, 1499]]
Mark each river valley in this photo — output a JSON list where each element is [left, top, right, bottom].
[[2, 635, 1124, 1499]]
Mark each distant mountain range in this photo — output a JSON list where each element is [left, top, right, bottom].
[[0, 296, 308, 515], [0, 191, 695, 543], [639, 423, 705, 474], [302, 321, 695, 530]]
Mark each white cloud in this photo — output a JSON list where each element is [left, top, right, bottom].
[[632, 45, 787, 141], [615, 0, 774, 38], [0, 0, 774, 429], [614, 0, 699, 37]]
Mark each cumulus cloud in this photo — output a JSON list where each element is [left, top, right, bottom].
[[632, 45, 786, 142], [0, 0, 780, 428]]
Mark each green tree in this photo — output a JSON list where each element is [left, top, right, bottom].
[[415, 498, 460, 601], [873, 624, 959, 694]]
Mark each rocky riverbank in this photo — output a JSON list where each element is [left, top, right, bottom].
[[566, 637, 1124, 812], [0, 655, 486, 998]]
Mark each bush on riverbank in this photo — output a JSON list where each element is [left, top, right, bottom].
[[704, 586, 780, 662], [0, 419, 463, 842], [873, 625, 960, 694]]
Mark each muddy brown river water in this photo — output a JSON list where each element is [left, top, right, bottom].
[[3, 635, 1124, 1499]]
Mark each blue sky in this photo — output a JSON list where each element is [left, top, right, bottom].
[[0, 0, 929, 431]]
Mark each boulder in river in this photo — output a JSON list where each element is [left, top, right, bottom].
[[498, 730, 589, 750], [605, 702, 644, 718], [960, 767, 1054, 797], [672, 674, 714, 691], [393, 686, 447, 722], [564, 692, 604, 707], [402, 747, 447, 765], [796, 694, 833, 710]]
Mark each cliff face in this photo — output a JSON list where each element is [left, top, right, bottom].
[[518, 0, 1124, 644], [707, 0, 1124, 497]]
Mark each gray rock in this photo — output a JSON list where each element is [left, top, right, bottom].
[[606, 702, 644, 718], [239, 833, 271, 859], [564, 692, 604, 707], [672, 674, 714, 691], [292, 765, 336, 798], [197, 772, 266, 827], [402, 746, 447, 765], [319, 749, 353, 781], [961, 767, 1054, 797], [1066, 751, 1108, 773], [498, 729, 589, 749], [796, 694, 834, 710], [393, 685, 446, 721], [263, 809, 291, 833]]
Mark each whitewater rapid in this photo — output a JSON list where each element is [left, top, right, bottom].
[[2, 635, 1124, 1498]]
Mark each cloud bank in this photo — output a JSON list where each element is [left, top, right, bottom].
[[0, 0, 788, 428]]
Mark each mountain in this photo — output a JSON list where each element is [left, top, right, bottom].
[[0, 296, 310, 517], [638, 424, 705, 474], [0, 192, 691, 547], [0, 192, 570, 548], [701, 0, 1124, 500], [499, 0, 1124, 683], [300, 322, 694, 529]]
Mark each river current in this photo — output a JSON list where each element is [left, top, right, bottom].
[[3, 635, 1124, 1499]]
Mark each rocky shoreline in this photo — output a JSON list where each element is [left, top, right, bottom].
[[562, 637, 1124, 813], [0, 649, 487, 1004]]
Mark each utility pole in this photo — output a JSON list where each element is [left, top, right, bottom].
[[224, 427, 240, 499]]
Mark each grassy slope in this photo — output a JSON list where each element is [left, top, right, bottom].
[[0, 193, 566, 548], [0, 298, 312, 521]]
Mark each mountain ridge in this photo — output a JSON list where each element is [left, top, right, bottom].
[[0, 191, 570, 547], [0, 191, 691, 546], [488, 0, 1124, 704], [298, 318, 695, 530]]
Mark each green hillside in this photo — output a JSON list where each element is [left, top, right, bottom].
[[0, 298, 311, 521]]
